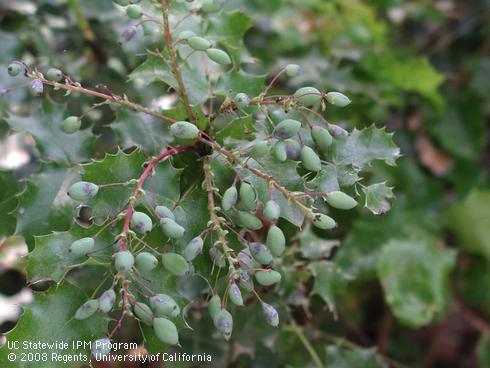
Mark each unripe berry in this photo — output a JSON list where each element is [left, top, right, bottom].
[[155, 205, 175, 220], [273, 119, 301, 140], [91, 338, 111, 358], [326, 191, 358, 210], [160, 218, 185, 238], [150, 294, 180, 318], [250, 141, 270, 159], [114, 251, 135, 273], [284, 138, 301, 160], [74, 299, 99, 320], [221, 186, 238, 211], [255, 270, 282, 286], [183, 236, 204, 261], [208, 295, 221, 320], [235, 93, 250, 109], [249, 242, 273, 265], [135, 252, 158, 272], [121, 26, 137, 42], [209, 247, 226, 267], [261, 302, 279, 327], [46, 68, 63, 82], [206, 48, 232, 65], [141, 22, 154, 36], [130, 211, 153, 234], [312, 213, 336, 230], [133, 302, 154, 326], [61, 116, 81, 134], [272, 141, 287, 162], [286, 64, 300, 77], [98, 289, 116, 313], [238, 270, 254, 292], [169, 121, 199, 139], [7, 62, 23, 77], [153, 317, 179, 345], [326, 91, 351, 107], [237, 211, 263, 230], [263, 200, 280, 222], [300, 146, 321, 172], [294, 86, 322, 106], [179, 30, 196, 40], [0, 88, 8, 97], [267, 225, 285, 257], [311, 126, 333, 151], [30, 79, 44, 95], [213, 309, 233, 340], [188, 36, 211, 51], [239, 182, 257, 211], [161, 252, 188, 276], [67, 181, 99, 201], [228, 282, 244, 306], [126, 4, 142, 19], [70, 237, 95, 257]]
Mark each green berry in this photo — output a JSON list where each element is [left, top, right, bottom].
[[67, 181, 99, 201], [273, 119, 302, 140], [69, 237, 95, 257], [221, 186, 238, 211], [286, 64, 300, 77], [30, 79, 44, 95], [74, 299, 99, 320], [188, 36, 211, 51], [179, 30, 196, 40], [121, 26, 137, 42], [261, 302, 279, 327], [135, 252, 158, 272], [228, 282, 244, 306], [312, 213, 336, 230], [208, 295, 221, 320], [284, 138, 301, 160], [183, 236, 204, 261], [114, 251, 134, 273], [210, 247, 226, 267], [311, 126, 333, 151], [294, 87, 322, 106], [162, 252, 188, 276], [213, 309, 233, 340], [98, 289, 116, 313], [235, 93, 250, 109], [326, 191, 358, 210], [263, 200, 280, 222], [255, 270, 282, 286], [133, 302, 154, 326], [155, 205, 175, 220], [91, 338, 111, 358], [238, 270, 254, 292], [126, 4, 142, 19], [131, 211, 153, 234], [7, 62, 23, 77], [153, 317, 179, 345], [250, 141, 270, 159], [160, 218, 186, 238], [300, 146, 321, 172], [326, 91, 351, 107], [141, 22, 154, 36], [249, 242, 273, 265], [272, 141, 287, 162], [46, 68, 63, 82], [239, 182, 257, 211], [267, 225, 285, 257], [206, 48, 231, 65], [169, 121, 199, 139], [150, 294, 180, 318], [61, 116, 81, 134], [237, 211, 263, 230]]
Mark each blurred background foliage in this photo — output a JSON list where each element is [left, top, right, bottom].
[[0, 0, 489, 367]]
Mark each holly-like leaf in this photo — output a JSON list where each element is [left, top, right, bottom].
[[0, 170, 18, 238], [307, 163, 340, 193], [6, 99, 94, 164], [362, 182, 395, 215], [215, 114, 256, 144], [325, 345, 388, 368], [16, 165, 75, 250], [445, 189, 490, 260], [0, 282, 108, 368], [377, 237, 456, 327], [308, 261, 352, 318], [299, 228, 340, 260], [216, 70, 266, 98], [331, 125, 400, 169]]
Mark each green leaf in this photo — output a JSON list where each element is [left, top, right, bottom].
[[362, 182, 394, 215], [325, 345, 388, 368], [16, 165, 75, 249], [308, 261, 352, 318], [215, 114, 256, 144], [331, 125, 400, 169], [308, 163, 340, 193], [216, 70, 265, 98], [477, 333, 490, 368], [377, 237, 456, 327], [299, 228, 340, 260], [6, 99, 94, 164], [0, 170, 18, 238], [0, 282, 108, 368], [445, 189, 490, 259]]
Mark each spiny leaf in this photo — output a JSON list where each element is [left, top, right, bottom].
[[0, 170, 18, 238], [362, 182, 395, 215], [325, 345, 388, 368]]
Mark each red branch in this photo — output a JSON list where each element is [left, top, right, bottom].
[[119, 145, 195, 250]]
